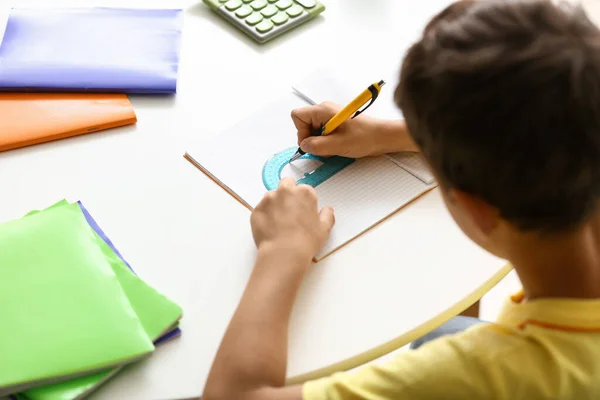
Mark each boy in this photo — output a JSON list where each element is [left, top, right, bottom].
[[203, 0, 600, 399]]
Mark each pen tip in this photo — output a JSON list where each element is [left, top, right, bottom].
[[289, 153, 301, 163]]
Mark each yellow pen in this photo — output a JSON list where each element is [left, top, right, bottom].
[[289, 79, 386, 163]]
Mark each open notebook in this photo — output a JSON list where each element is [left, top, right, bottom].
[[185, 79, 436, 260]]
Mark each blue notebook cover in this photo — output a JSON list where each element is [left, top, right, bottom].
[[0, 8, 183, 93]]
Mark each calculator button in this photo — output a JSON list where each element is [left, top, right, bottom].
[[260, 5, 278, 17], [286, 4, 303, 17], [245, 12, 263, 25], [267, 0, 278, 2], [250, 0, 267, 10], [275, 0, 292, 10], [271, 11, 289, 25], [235, 5, 253, 17], [295, 0, 316, 8], [242, 0, 253, 2], [224, 0, 242, 10], [256, 19, 274, 33], [220, 0, 229, 3]]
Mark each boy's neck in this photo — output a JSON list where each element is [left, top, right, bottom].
[[509, 213, 600, 300]]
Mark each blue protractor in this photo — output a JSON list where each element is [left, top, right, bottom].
[[262, 147, 355, 190]]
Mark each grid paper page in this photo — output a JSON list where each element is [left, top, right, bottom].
[[314, 156, 434, 257], [386, 152, 435, 184], [185, 93, 434, 260]]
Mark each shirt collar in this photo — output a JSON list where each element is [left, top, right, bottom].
[[498, 289, 600, 332]]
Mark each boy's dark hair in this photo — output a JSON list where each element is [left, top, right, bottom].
[[395, 0, 600, 231]]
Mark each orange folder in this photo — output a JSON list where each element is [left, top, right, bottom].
[[0, 93, 137, 152]]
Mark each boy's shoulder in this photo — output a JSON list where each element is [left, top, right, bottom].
[[304, 296, 600, 400]]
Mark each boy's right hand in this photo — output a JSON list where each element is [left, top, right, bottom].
[[291, 102, 417, 158]]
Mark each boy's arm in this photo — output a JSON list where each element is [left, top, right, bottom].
[[202, 178, 334, 400], [201, 246, 305, 400], [201, 182, 503, 400]]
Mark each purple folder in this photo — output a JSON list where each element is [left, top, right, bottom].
[[78, 201, 182, 341], [0, 8, 183, 93]]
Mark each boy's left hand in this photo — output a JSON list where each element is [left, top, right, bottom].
[[251, 177, 335, 263]]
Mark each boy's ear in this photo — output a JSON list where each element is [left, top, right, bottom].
[[449, 189, 501, 235]]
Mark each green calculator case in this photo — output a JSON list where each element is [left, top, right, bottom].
[[204, 0, 325, 43]]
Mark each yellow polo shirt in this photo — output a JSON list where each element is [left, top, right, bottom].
[[303, 291, 600, 399]]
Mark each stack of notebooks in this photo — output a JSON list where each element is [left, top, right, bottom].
[[0, 7, 183, 152], [0, 200, 183, 400], [0, 9, 185, 398]]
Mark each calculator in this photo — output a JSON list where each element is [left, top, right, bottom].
[[204, 0, 325, 43]]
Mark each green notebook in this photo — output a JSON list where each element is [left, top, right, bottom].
[[0, 202, 155, 396], [15, 201, 183, 400]]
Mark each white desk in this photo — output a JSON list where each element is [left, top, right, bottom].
[[0, 0, 511, 399]]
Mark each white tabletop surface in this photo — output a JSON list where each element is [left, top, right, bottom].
[[0, 0, 510, 399]]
